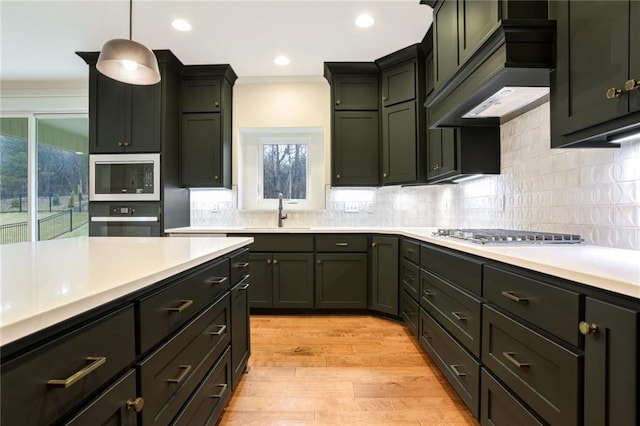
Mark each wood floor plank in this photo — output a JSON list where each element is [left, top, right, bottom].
[[219, 315, 479, 425]]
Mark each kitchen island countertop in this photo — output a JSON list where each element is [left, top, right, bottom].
[[0, 236, 253, 346], [166, 226, 640, 300]]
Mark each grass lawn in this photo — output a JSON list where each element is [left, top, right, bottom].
[[0, 211, 88, 243]]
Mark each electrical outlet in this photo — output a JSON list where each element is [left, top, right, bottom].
[[345, 202, 359, 212]]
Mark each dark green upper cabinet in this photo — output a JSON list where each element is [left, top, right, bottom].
[[550, 0, 640, 147], [324, 63, 380, 187], [77, 51, 181, 154], [422, 0, 554, 128], [381, 62, 416, 107], [180, 65, 237, 188], [377, 45, 427, 186]]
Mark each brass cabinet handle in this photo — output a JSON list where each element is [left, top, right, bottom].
[[47, 356, 107, 388], [450, 364, 466, 377], [166, 365, 192, 384], [335, 242, 349, 247], [117, 142, 123, 147], [579, 321, 598, 335], [126, 397, 144, 412], [167, 299, 194, 313], [208, 276, 228, 285], [501, 291, 529, 303], [502, 352, 530, 368], [208, 384, 228, 399], [451, 311, 468, 321], [336, 174, 341, 179], [273, 259, 278, 264], [207, 325, 227, 336], [382, 96, 388, 101], [266, 259, 272, 264], [371, 242, 377, 247], [214, 101, 220, 107], [214, 176, 219, 180], [335, 100, 341, 105], [606, 88, 623, 99], [433, 164, 440, 171], [123, 141, 129, 147], [316, 259, 322, 264], [624, 79, 640, 91], [383, 173, 388, 178], [234, 262, 249, 268]]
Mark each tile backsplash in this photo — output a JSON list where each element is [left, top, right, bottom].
[[191, 102, 640, 250]]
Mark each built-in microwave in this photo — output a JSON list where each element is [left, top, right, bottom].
[[89, 153, 160, 201]]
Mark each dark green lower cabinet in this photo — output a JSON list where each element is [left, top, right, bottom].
[[273, 254, 314, 308], [480, 368, 544, 426], [583, 298, 639, 426], [248, 253, 274, 308], [230, 277, 251, 390], [370, 236, 399, 315], [400, 289, 419, 337], [63, 370, 138, 426], [315, 253, 368, 309]]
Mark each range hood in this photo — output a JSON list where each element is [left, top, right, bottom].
[[425, 16, 555, 128]]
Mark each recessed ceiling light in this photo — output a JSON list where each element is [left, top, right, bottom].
[[274, 56, 290, 66], [171, 19, 192, 32], [355, 14, 374, 28]]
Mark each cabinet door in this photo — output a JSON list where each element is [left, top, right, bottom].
[[552, 1, 630, 137], [128, 83, 161, 152], [440, 128, 457, 175], [181, 113, 222, 187], [182, 79, 221, 113], [273, 253, 314, 308], [333, 111, 379, 186], [64, 370, 138, 426], [231, 278, 251, 390], [382, 101, 416, 184], [381, 62, 416, 107], [583, 298, 638, 426], [369, 236, 399, 316], [427, 128, 443, 180], [433, 0, 459, 90], [630, 2, 640, 113], [248, 253, 273, 308], [457, 0, 499, 65], [315, 253, 368, 309], [333, 75, 379, 110], [93, 73, 127, 153]]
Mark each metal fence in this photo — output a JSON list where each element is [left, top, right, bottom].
[[0, 209, 89, 245]]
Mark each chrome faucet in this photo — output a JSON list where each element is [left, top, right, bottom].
[[278, 193, 288, 227]]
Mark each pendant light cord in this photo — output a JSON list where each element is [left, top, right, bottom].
[[129, 0, 133, 40]]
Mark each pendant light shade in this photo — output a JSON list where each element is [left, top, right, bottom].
[[96, 0, 160, 85], [96, 39, 160, 85]]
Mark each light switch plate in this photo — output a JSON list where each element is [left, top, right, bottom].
[[345, 202, 359, 212]]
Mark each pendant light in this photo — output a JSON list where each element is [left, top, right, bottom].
[[96, 0, 160, 85]]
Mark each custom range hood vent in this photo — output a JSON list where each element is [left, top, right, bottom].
[[422, 1, 556, 128]]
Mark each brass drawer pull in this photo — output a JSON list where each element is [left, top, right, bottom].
[[238, 283, 250, 290], [579, 321, 598, 335], [207, 325, 227, 336], [625, 79, 640, 91], [450, 364, 466, 377], [208, 277, 228, 285], [126, 397, 144, 412], [335, 242, 349, 246], [371, 242, 377, 247], [168, 299, 194, 313], [502, 352, 530, 368], [208, 383, 228, 399], [166, 365, 192, 384], [451, 312, 468, 321], [501, 291, 529, 303], [47, 356, 107, 388], [606, 88, 622, 99], [234, 262, 249, 268]]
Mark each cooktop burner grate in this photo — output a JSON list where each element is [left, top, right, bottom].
[[435, 229, 584, 245]]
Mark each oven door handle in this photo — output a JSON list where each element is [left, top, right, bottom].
[[90, 216, 159, 222]]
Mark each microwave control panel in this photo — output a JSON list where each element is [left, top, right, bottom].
[[112, 206, 136, 216]]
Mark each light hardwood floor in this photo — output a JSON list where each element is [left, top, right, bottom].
[[219, 315, 479, 426]]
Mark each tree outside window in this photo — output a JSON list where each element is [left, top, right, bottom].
[[262, 143, 308, 200]]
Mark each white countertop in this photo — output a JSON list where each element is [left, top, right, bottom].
[[166, 226, 640, 300], [0, 236, 253, 346]]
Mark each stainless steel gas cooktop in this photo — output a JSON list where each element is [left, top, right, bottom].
[[435, 229, 584, 245]]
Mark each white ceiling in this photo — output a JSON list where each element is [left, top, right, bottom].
[[0, 0, 433, 84]]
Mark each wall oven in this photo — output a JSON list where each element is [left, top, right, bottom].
[[89, 203, 161, 237], [90, 153, 160, 201]]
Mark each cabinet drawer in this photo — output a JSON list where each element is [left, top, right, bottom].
[[315, 235, 368, 252], [229, 248, 250, 285], [482, 305, 580, 426], [400, 289, 419, 337], [420, 269, 482, 357], [400, 239, 420, 264], [400, 258, 420, 300], [480, 368, 544, 426], [483, 265, 581, 346], [1, 305, 135, 426], [138, 258, 230, 353], [64, 369, 138, 426], [172, 347, 232, 426], [250, 235, 314, 252], [419, 308, 480, 418], [421, 244, 483, 295], [139, 293, 231, 426]]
